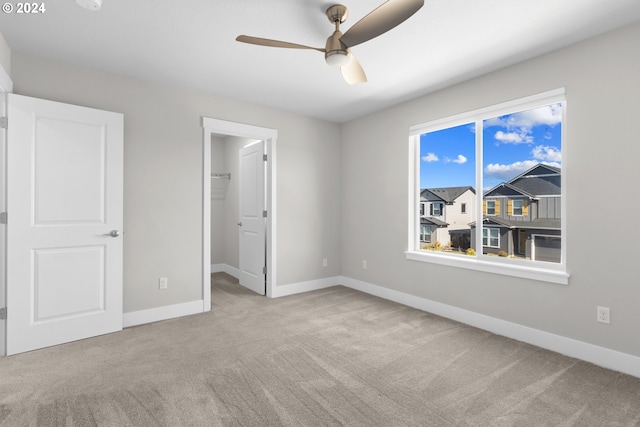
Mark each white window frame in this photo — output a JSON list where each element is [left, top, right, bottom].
[[512, 199, 523, 216], [483, 228, 500, 248], [486, 200, 496, 216], [420, 225, 432, 243], [406, 88, 569, 285], [431, 202, 442, 216]]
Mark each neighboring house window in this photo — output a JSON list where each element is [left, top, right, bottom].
[[486, 200, 496, 215], [408, 89, 567, 284], [420, 225, 432, 243], [512, 200, 523, 216], [420, 203, 425, 216], [483, 228, 500, 247]]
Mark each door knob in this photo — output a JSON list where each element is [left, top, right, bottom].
[[237, 222, 243, 227], [103, 230, 120, 237]]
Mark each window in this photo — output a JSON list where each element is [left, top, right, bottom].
[[419, 203, 426, 216], [512, 200, 523, 216], [431, 203, 442, 216], [483, 228, 500, 247], [407, 89, 568, 284], [486, 200, 496, 215], [420, 225, 432, 243]]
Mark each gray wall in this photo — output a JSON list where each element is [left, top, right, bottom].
[[7, 21, 640, 360], [340, 22, 640, 357], [0, 32, 10, 75], [11, 52, 342, 313], [210, 135, 226, 265]]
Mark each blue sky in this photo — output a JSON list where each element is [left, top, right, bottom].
[[420, 103, 562, 191]]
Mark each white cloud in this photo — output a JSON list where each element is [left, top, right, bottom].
[[485, 104, 562, 146], [444, 154, 467, 164], [484, 161, 540, 181], [532, 145, 562, 162], [451, 154, 467, 164], [494, 130, 533, 144], [485, 104, 562, 130], [422, 152, 439, 162], [485, 160, 561, 181]]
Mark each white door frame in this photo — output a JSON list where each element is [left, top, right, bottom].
[[201, 117, 277, 308], [0, 63, 12, 356]]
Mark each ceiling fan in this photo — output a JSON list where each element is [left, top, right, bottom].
[[236, 0, 424, 85]]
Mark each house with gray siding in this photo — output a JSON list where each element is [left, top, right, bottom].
[[471, 164, 561, 262]]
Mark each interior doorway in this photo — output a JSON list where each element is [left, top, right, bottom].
[[201, 118, 277, 308]]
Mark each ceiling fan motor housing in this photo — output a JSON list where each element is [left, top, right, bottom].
[[325, 31, 349, 66], [325, 5, 349, 66]]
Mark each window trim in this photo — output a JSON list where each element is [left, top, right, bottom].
[[486, 200, 496, 216], [407, 88, 568, 285], [512, 199, 523, 216], [431, 202, 442, 216], [483, 228, 500, 248]]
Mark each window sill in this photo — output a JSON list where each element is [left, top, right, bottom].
[[405, 250, 569, 285]]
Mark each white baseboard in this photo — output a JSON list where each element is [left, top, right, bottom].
[[123, 300, 204, 328], [211, 263, 240, 279], [270, 276, 340, 298], [340, 276, 640, 379]]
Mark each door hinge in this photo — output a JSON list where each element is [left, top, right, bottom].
[[0, 212, 6, 224], [263, 210, 267, 218], [0, 117, 6, 129], [263, 154, 267, 161], [263, 266, 267, 275], [0, 308, 6, 320]]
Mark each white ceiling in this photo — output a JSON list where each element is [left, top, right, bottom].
[[1, 0, 639, 123]]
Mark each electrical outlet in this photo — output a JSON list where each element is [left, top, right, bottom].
[[159, 277, 168, 290], [323, 258, 328, 267], [596, 306, 610, 324], [362, 259, 367, 269]]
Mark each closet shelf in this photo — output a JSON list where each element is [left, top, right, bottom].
[[211, 173, 231, 180]]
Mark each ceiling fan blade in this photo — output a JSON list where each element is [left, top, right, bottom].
[[341, 52, 367, 85], [340, 0, 424, 48], [236, 35, 325, 52]]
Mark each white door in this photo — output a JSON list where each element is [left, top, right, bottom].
[[6, 94, 124, 355], [238, 140, 265, 295]]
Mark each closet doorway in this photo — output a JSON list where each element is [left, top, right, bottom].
[[201, 118, 277, 308]]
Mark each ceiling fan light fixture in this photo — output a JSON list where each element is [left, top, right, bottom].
[[325, 50, 349, 67]]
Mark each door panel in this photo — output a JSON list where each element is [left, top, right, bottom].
[[6, 94, 123, 355], [238, 141, 265, 295], [34, 118, 106, 224]]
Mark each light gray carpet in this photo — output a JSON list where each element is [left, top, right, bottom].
[[1, 273, 639, 426]]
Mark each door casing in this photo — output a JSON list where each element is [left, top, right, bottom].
[[0, 63, 11, 356], [201, 117, 277, 305]]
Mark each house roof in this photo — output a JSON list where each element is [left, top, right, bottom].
[[485, 163, 561, 197], [421, 217, 449, 227], [421, 186, 475, 203], [484, 182, 536, 199], [470, 217, 561, 230], [510, 164, 561, 196]]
